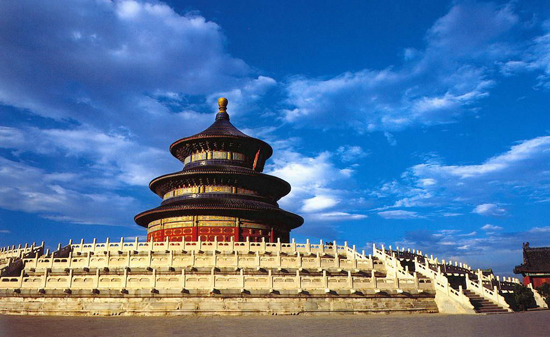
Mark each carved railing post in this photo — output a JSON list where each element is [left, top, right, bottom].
[[210, 267, 215, 291], [240, 268, 245, 288], [123, 268, 128, 289], [181, 269, 186, 289], [95, 269, 100, 289]]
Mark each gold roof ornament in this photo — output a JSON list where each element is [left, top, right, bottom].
[[218, 97, 228, 113]]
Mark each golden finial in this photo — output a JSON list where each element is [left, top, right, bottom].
[[218, 97, 228, 113]]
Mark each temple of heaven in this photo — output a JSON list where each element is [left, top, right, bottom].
[[134, 98, 304, 243], [0, 98, 536, 316]]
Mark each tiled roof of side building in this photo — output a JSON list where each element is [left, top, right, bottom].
[[513, 243, 550, 274]]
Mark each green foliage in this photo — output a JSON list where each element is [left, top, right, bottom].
[[513, 284, 535, 311], [536, 283, 550, 305]]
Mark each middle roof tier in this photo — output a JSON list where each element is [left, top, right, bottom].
[[149, 165, 292, 201]]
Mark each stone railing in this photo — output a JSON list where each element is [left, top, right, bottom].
[[414, 257, 474, 309], [493, 276, 520, 293], [0, 268, 433, 294], [1, 244, 45, 278], [0, 242, 44, 261], [420, 251, 519, 301], [22, 249, 375, 272], [67, 238, 367, 260], [528, 283, 549, 309], [464, 273, 512, 311], [373, 244, 430, 296], [388, 246, 521, 286], [0, 239, 438, 295], [372, 244, 414, 279], [382, 245, 514, 312], [375, 244, 473, 310]]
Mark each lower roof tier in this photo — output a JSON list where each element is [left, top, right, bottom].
[[134, 197, 304, 230]]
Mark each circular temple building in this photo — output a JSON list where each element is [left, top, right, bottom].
[[134, 98, 303, 243]]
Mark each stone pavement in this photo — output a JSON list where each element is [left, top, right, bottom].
[[1, 311, 549, 337]]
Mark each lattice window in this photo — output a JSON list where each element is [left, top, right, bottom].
[[205, 185, 232, 193], [192, 152, 207, 161], [212, 151, 228, 159], [232, 152, 246, 161]]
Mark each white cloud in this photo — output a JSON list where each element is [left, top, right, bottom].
[[383, 132, 397, 146], [442, 212, 462, 217], [267, 151, 352, 192], [378, 210, 423, 220], [1, 126, 179, 187], [419, 178, 437, 187], [0, 123, 186, 226], [281, 2, 519, 132], [0, 0, 257, 148], [473, 204, 507, 217], [0, 0, 242, 228], [424, 3, 518, 58], [500, 19, 550, 88], [301, 195, 339, 213], [481, 224, 503, 231], [0, 127, 25, 149], [207, 76, 277, 116], [530, 226, 550, 233], [377, 135, 550, 214], [264, 142, 367, 238], [337, 145, 369, 162], [0, 157, 140, 226], [116, 0, 142, 19], [310, 212, 367, 221]]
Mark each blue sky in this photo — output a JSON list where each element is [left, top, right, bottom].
[[0, 0, 549, 276]]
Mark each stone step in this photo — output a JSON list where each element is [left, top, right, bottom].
[[476, 309, 509, 314], [462, 290, 508, 314], [469, 298, 495, 303], [473, 304, 502, 308]]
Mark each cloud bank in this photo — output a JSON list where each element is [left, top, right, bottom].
[[281, 2, 520, 132], [376, 136, 550, 216]]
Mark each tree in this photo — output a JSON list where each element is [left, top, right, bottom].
[[513, 284, 535, 311], [536, 283, 550, 306]]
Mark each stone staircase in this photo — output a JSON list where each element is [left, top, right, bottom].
[[463, 289, 509, 314], [381, 246, 520, 314]]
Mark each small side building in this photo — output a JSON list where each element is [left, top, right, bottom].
[[514, 242, 550, 287]]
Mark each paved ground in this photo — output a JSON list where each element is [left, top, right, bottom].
[[1, 311, 549, 337]]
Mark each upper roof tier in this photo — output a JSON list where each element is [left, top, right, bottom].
[[169, 98, 273, 172]]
